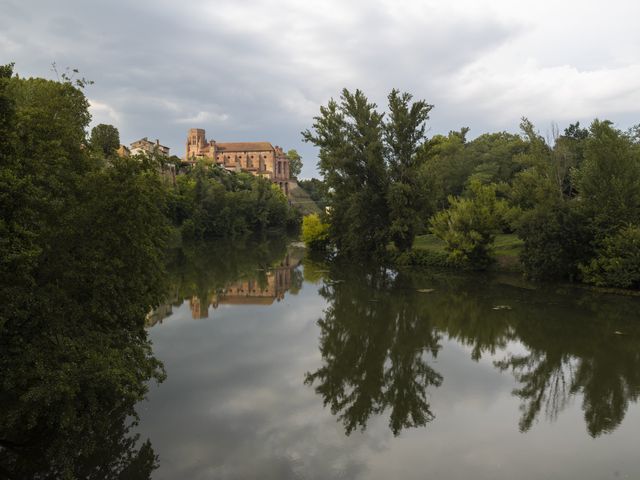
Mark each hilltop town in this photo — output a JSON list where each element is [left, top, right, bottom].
[[117, 128, 293, 196]]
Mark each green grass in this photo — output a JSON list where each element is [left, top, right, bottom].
[[413, 233, 522, 257], [410, 233, 524, 271], [492, 234, 524, 258]]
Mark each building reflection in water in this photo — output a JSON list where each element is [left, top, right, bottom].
[[148, 250, 301, 326]]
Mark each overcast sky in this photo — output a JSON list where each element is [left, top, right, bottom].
[[3, 0, 640, 178]]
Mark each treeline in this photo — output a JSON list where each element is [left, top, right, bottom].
[[303, 88, 640, 288], [0, 64, 298, 477], [0, 65, 166, 477], [168, 163, 299, 241]]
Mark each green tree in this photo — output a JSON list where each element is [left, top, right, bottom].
[[580, 225, 640, 288], [430, 182, 511, 269], [574, 120, 640, 238], [417, 128, 471, 209], [517, 202, 592, 280], [385, 89, 433, 252], [301, 213, 330, 251], [302, 89, 390, 261], [90, 123, 121, 157], [465, 130, 528, 185], [286, 149, 302, 178], [0, 66, 166, 478]]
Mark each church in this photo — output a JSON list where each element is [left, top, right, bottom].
[[184, 128, 290, 195]]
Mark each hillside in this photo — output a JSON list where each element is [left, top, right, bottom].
[[288, 181, 321, 215]]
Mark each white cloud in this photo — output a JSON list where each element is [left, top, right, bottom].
[[6, 0, 640, 176], [175, 111, 230, 124], [88, 98, 120, 124]]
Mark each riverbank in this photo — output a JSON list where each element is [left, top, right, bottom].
[[394, 233, 524, 272]]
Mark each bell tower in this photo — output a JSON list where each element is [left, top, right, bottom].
[[186, 128, 207, 159]]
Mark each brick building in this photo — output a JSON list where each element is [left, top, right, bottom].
[[184, 128, 290, 195]]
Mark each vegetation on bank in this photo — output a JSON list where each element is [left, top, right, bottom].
[[302, 88, 640, 289], [169, 163, 300, 241], [0, 64, 300, 478]]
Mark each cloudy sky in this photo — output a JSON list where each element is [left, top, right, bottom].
[[2, 0, 640, 177]]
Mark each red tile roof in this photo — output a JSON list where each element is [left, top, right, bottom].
[[216, 142, 274, 152]]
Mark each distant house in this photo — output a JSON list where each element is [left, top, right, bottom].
[[130, 137, 170, 157], [184, 128, 290, 195], [117, 144, 130, 157]]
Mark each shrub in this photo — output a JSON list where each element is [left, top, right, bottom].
[[301, 213, 330, 251], [580, 225, 640, 288], [517, 203, 592, 280], [429, 182, 510, 269]]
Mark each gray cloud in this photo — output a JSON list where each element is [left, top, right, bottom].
[[3, 0, 639, 177]]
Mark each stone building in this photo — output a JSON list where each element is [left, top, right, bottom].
[[184, 128, 290, 195], [130, 137, 170, 157], [116, 145, 130, 157]]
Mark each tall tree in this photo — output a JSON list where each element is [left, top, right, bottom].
[[575, 120, 640, 238], [0, 66, 166, 478], [90, 123, 120, 157], [286, 149, 302, 178], [384, 89, 433, 252], [302, 89, 390, 261]]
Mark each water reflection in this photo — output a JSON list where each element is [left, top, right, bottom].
[[306, 265, 640, 437], [147, 238, 304, 325], [0, 318, 164, 479], [304, 266, 443, 435]]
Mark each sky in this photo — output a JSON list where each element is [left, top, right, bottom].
[[2, 0, 640, 178]]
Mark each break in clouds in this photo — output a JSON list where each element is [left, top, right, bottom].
[[2, 0, 640, 177]]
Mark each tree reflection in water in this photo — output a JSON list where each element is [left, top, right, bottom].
[[0, 301, 165, 479], [494, 293, 640, 437], [305, 265, 443, 436], [306, 264, 640, 438]]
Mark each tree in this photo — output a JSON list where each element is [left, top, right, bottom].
[[465, 130, 528, 185], [286, 149, 302, 178], [430, 182, 511, 269], [574, 120, 640, 238], [0, 66, 165, 478], [517, 202, 592, 280], [580, 225, 640, 288], [90, 123, 121, 157], [417, 129, 471, 209], [301, 213, 330, 251], [384, 89, 433, 252], [302, 89, 390, 261]]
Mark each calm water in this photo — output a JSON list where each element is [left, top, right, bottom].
[[139, 239, 640, 479]]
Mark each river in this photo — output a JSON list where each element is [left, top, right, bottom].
[[139, 238, 640, 479]]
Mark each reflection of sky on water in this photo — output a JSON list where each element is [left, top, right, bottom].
[[139, 273, 640, 480]]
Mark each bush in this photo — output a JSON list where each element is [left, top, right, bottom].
[[517, 203, 592, 280], [429, 182, 510, 269], [580, 225, 640, 288], [301, 213, 330, 251], [393, 249, 454, 268]]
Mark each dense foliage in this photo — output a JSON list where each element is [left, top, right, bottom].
[[286, 149, 302, 178], [89, 123, 120, 157], [297, 178, 329, 209], [430, 182, 511, 269], [0, 65, 302, 477], [168, 163, 299, 240], [301, 213, 330, 251], [303, 88, 433, 260], [0, 65, 168, 478], [305, 88, 640, 284]]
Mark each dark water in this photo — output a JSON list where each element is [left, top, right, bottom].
[[140, 240, 640, 479]]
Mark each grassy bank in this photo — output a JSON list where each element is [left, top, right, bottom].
[[396, 233, 524, 272]]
